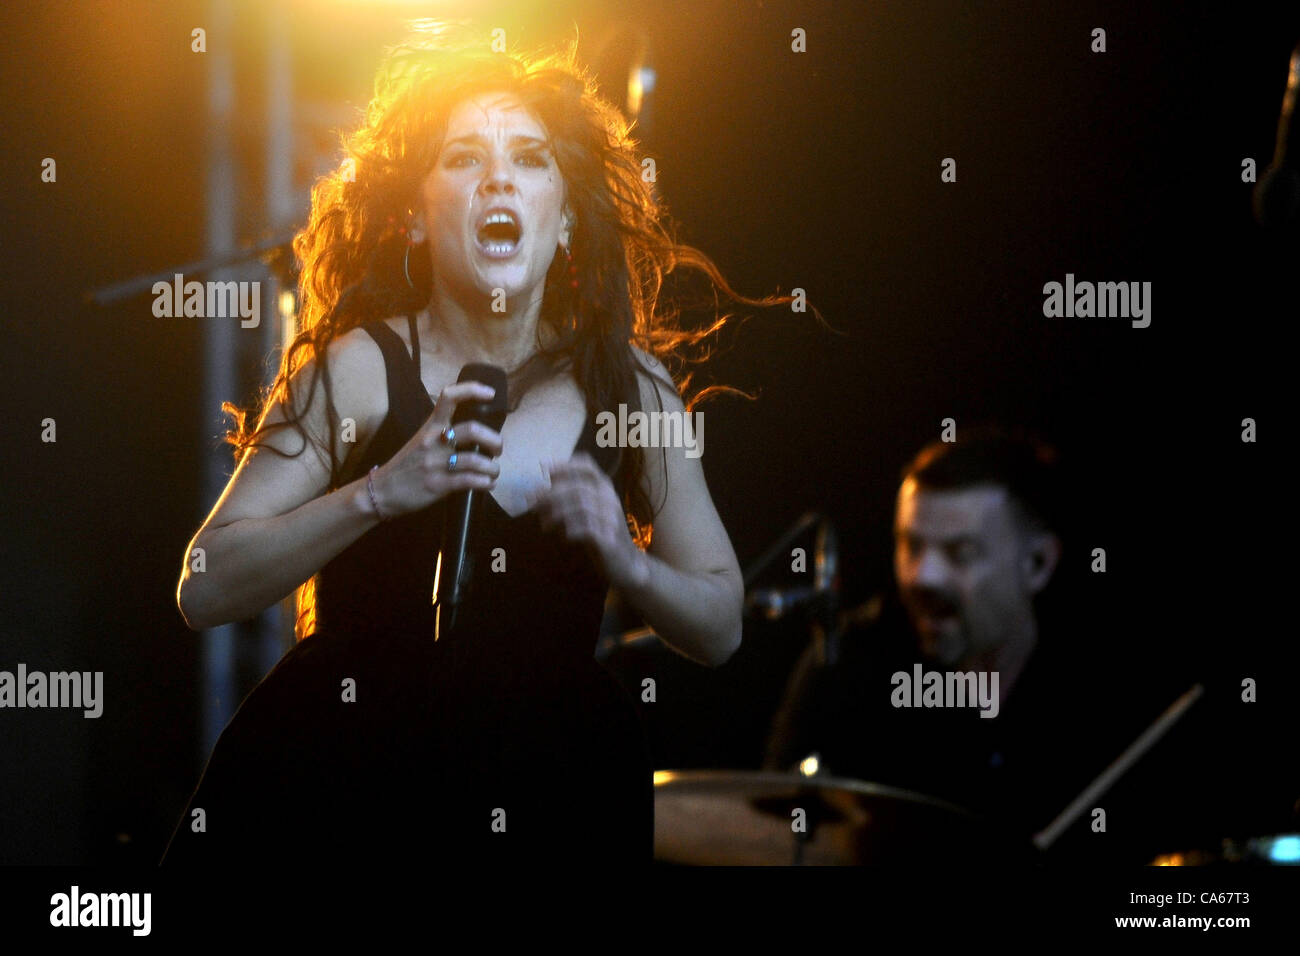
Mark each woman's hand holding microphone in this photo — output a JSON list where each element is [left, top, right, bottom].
[[364, 381, 502, 521]]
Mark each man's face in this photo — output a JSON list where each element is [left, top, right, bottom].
[[893, 480, 1042, 667]]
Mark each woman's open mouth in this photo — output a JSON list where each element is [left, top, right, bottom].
[[475, 209, 522, 258]]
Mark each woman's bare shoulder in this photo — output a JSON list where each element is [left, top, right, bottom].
[[282, 320, 394, 447], [629, 344, 678, 403]]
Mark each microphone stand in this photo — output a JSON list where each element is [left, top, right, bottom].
[[84, 232, 298, 305]]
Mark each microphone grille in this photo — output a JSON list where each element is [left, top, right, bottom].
[[452, 363, 508, 429]]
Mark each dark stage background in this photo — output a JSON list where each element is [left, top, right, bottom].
[[1, 0, 1295, 867]]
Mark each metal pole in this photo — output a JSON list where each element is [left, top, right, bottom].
[[199, 0, 239, 757], [257, 0, 294, 672]]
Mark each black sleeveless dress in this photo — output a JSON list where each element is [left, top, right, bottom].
[[163, 314, 654, 867]]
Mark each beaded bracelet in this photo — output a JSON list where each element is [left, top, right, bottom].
[[367, 465, 390, 522]]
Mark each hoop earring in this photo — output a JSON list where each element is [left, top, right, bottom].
[[404, 242, 416, 291]]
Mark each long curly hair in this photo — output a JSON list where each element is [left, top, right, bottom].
[[221, 22, 796, 638]]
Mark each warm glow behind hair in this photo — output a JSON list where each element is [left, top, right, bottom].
[[221, 21, 799, 639]]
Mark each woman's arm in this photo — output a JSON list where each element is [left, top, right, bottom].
[[616, 508, 744, 667], [621, 356, 743, 666], [537, 350, 744, 667], [178, 328, 505, 631], [176, 328, 388, 630]]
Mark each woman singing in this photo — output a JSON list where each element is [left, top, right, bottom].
[[165, 23, 769, 867]]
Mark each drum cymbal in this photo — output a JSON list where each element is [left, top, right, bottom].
[[653, 769, 1000, 865]]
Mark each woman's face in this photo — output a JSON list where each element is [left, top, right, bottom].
[[419, 91, 571, 305]]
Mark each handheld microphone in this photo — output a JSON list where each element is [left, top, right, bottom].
[[434, 363, 508, 642]]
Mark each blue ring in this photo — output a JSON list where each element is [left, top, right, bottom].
[[447, 453, 458, 472]]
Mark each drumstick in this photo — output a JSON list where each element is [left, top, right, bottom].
[[1032, 682, 1204, 851]]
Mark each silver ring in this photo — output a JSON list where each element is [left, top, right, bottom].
[[447, 453, 458, 472]]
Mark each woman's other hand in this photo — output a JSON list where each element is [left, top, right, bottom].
[[530, 452, 649, 590]]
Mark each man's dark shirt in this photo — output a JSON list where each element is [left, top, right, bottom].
[[763, 593, 1155, 851]]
